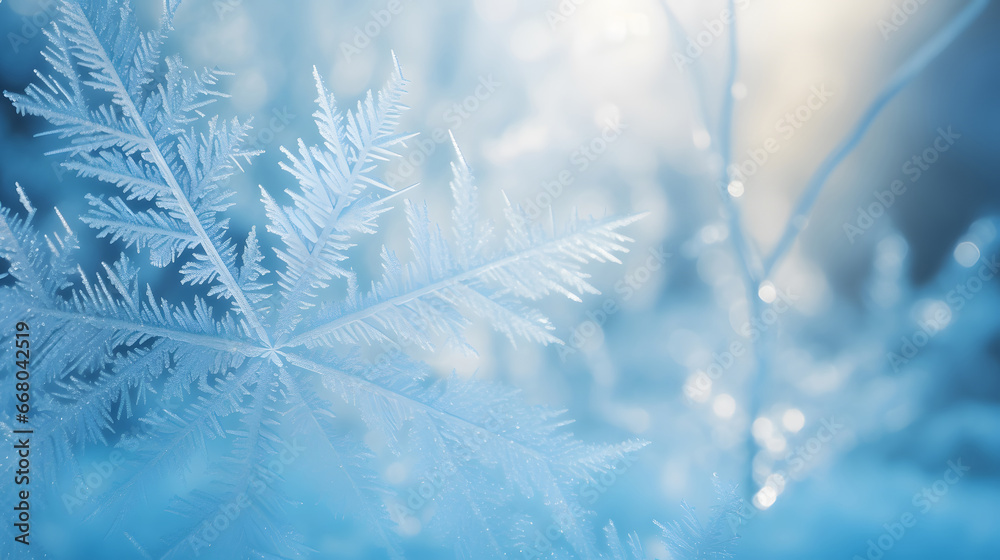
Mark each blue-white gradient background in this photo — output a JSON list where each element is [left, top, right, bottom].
[[2, 0, 999, 558]]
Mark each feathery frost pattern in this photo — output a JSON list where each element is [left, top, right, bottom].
[[654, 477, 742, 560], [554, 476, 745, 560], [0, 0, 647, 558], [538, 478, 741, 560]]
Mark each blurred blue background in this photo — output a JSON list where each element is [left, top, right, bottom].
[[2, 0, 999, 558]]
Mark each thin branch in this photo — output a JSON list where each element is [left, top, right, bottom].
[[763, 0, 991, 276]]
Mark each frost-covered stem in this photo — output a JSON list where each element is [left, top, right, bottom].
[[742, 293, 772, 499], [714, 0, 764, 291], [67, 2, 272, 346], [661, 1, 764, 312], [710, 0, 770, 498], [662, 0, 761, 281], [661, 0, 766, 498], [762, 0, 991, 277]]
